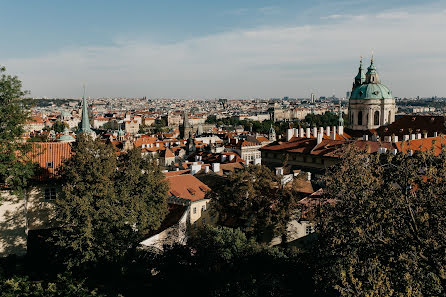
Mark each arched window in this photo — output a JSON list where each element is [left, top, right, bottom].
[[388, 111, 392, 124], [374, 111, 380, 126], [358, 111, 363, 125]]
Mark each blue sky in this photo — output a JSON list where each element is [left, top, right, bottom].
[[1, 0, 445, 98]]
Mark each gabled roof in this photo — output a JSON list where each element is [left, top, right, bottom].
[[30, 142, 72, 179], [160, 147, 175, 158], [165, 174, 211, 202]]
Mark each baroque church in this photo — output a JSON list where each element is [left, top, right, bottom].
[[348, 57, 397, 131]]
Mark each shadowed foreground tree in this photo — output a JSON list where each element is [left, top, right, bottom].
[[315, 146, 446, 297], [0, 66, 35, 199], [151, 225, 315, 297], [0, 274, 101, 297], [51, 135, 168, 269]]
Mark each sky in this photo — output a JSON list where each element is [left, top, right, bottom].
[[1, 0, 446, 99]]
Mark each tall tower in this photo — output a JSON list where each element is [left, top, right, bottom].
[[180, 110, 192, 139], [348, 57, 396, 130], [268, 124, 276, 142], [78, 88, 96, 138]]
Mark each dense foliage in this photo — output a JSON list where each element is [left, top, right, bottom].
[[0, 66, 36, 198], [315, 146, 446, 296], [209, 165, 300, 243], [51, 135, 168, 268]]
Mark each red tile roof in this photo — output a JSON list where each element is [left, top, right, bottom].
[[30, 142, 72, 179], [165, 174, 210, 202]]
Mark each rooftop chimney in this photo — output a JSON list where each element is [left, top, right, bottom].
[[416, 133, 422, 139], [384, 136, 391, 142], [286, 128, 294, 141], [317, 132, 323, 144], [423, 132, 428, 138], [306, 128, 311, 138], [221, 154, 227, 162], [294, 128, 299, 138], [330, 130, 336, 140], [338, 125, 344, 136], [410, 134, 416, 140], [229, 154, 235, 161], [403, 135, 409, 141], [275, 167, 284, 176], [204, 165, 210, 173], [326, 126, 330, 137], [312, 127, 318, 138], [363, 135, 369, 141], [434, 132, 438, 137], [299, 128, 305, 138], [212, 163, 220, 173]]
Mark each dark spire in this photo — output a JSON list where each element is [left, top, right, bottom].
[[353, 57, 365, 91]]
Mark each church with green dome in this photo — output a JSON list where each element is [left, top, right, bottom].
[[348, 57, 396, 130]]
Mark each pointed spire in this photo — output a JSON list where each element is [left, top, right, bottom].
[[353, 56, 365, 90], [78, 85, 95, 137]]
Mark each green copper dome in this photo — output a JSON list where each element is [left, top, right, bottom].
[[351, 83, 393, 100]]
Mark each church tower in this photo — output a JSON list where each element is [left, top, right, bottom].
[[78, 93, 96, 139], [348, 57, 396, 131], [268, 124, 276, 142]]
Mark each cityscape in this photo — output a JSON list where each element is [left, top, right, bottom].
[[1, 1, 446, 296]]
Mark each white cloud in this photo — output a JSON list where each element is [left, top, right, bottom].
[[5, 7, 446, 98], [376, 11, 410, 19]]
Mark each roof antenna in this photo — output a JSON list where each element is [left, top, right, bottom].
[[371, 50, 374, 63], [82, 84, 86, 98]]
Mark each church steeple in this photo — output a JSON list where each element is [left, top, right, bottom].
[[78, 86, 96, 138], [352, 57, 365, 91], [268, 124, 276, 142]]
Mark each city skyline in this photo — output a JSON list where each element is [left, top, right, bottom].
[[2, 0, 446, 98]]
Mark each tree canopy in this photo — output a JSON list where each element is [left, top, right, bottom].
[[0, 66, 35, 198], [51, 135, 168, 268], [315, 146, 446, 296], [209, 165, 299, 242]]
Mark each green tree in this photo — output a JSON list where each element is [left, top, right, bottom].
[[209, 165, 296, 242], [0, 66, 35, 198], [0, 274, 101, 297], [52, 120, 68, 133], [115, 147, 169, 243], [52, 134, 118, 267], [52, 136, 168, 268], [205, 115, 217, 124], [315, 146, 446, 296]]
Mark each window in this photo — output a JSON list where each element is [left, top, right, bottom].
[[201, 205, 206, 212], [374, 111, 380, 126], [193, 207, 197, 214], [44, 188, 57, 201], [388, 111, 392, 123], [202, 218, 206, 225], [46, 162, 53, 168], [305, 225, 314, 235], [357, 111, 363, 125]]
